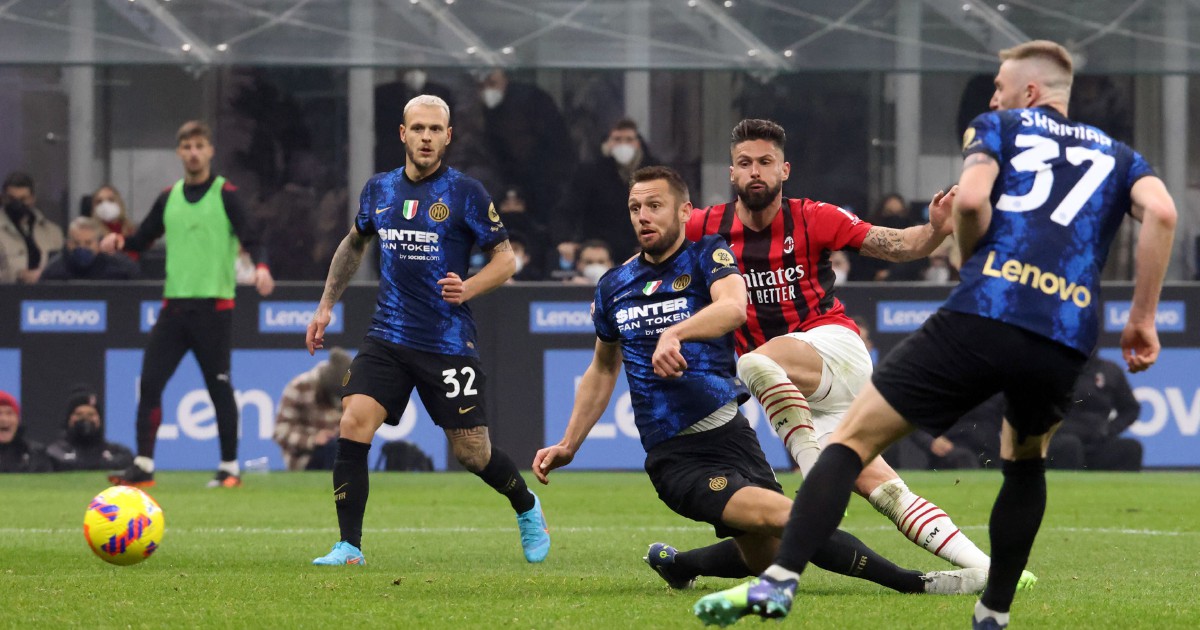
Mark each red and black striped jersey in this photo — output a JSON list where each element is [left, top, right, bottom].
[[685, 198, 872, 355]]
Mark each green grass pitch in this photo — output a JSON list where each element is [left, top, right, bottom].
[[2, 470, 1197, 629]]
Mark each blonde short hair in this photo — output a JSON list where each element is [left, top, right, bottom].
[[999, 40, 1074, 90], [403, 94, 451, 124]]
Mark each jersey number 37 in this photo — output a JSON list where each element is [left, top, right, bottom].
[[995, 133, 1115, 227]]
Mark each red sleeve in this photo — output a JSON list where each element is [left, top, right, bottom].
[[805, 200, 872, 251], [685, 208, 706, 241]]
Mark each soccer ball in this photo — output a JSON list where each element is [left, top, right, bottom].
[[83, 486, 165, 566]]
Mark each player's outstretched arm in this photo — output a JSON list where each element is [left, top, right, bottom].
[[442, 239, 516, 305], [306, 228, 374, 354], [652, 274, 747, 378], [952, 153, 1000, 262], [859, 186, 959, 262], [533, 339, 622, 484], [1122, 175, 1177, 373]]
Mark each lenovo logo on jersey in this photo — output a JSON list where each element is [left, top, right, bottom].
[[1103, 301, 1185, 332], [20, 301, 107, 332], [259, 302, 344, 334], [615, 297, 689, 325], [981, 251, 1091, 307]]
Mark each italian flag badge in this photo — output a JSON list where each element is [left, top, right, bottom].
[[402, 200, 419, 220], [642, 280, 662, 295]]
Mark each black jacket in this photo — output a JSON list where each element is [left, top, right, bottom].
[[0, 428, 52, 473]]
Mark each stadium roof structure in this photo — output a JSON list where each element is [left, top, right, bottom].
[[2, 0, 1197, 72]]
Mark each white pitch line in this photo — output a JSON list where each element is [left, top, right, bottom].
[[0, 525, 1194, 536]]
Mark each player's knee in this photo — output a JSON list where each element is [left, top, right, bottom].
[[338, 411, 374, 439]]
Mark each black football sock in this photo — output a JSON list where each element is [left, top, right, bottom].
[[332, 438, 371, 549], [673, 539, 750, 580], [981, 458, 1047, 613], [811, 529, 924, 593], [775, 443, 863, 574], [135, 404, 162, 461], [207, 377, 240, 463], [474, 448, 536, 514]]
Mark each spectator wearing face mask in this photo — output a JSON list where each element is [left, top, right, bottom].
[[477, 69, 576, 229], [507, 231, 544, 282], [569, 239, 614, 285], [0, 171, 64, 284], [41, 217, 140, 281], [0, 390, 52, 473], [46, 387, 134, 472], [554, 118, 660, 261], [830, 250, 851, 287], [88, 184, 136, 239]]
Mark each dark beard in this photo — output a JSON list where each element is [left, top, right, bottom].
[[737, 181, 781, 212], [642, 222, 682, 258]]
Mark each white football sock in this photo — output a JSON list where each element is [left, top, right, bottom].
[[762, 564, 801, 584], [975, 600, 1010, 626], [219, 460, 240, 476], [133, 456, 155, 473], [737, 353, 821, 477], [868, 478, 991, 569]]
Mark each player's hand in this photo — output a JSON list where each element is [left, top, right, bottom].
[[532, 444, 575, 484], [652, 333, 687, 378], [254, 266, 276, 297], [1120, 320, 1160, 373], [99, 232, 124, 254], [930, 436, 955, 457], [438, 271, 470, 305], [306, 306, 332, 355], [927, 185, 958, 236]]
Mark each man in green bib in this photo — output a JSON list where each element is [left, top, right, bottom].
[[102, 120, 275, 488]]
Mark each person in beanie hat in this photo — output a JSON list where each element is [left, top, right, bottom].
[[0, 390, 52, 473], [46, 386, 134, 472]]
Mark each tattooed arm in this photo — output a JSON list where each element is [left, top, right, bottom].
[[859, 186, 958, 262], [439, 239, 516, 305], [306, 228, 374, 354], [953, 152, 1000, 262]]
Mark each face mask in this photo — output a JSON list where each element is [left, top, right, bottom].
[[68, 420, 102, 445], [513, 256, 525, 275], [481, 88, 504, 109], [403, 70, 427, 93], [581, 263, 608, 284], [833, 268, 847, 286], [94, 201, 121, 222], [610, 143, 637, 166], [67, 247, 97, 271]]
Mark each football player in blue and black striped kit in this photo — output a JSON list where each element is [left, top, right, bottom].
[[535, 166, 986, 598], [696, 40, 1177, 629], [306, 95, 550, 566]]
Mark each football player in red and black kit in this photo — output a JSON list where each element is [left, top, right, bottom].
[[656, 119, 1022, 584]]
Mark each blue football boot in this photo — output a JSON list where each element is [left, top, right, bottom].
[[516, 493, 551, 563], [312, 541, 365, 566]]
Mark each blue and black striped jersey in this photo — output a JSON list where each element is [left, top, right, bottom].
[[592, 236, 749, 451], [355, 164, 508, 357], [943, 106, 1154, 355]]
